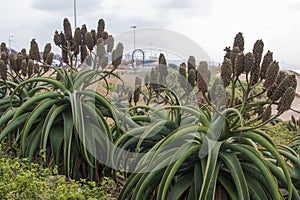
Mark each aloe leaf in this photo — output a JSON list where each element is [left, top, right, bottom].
[[218, 173, 239, 200], [0, 108, 17, 128], [27, 86, 52, 96], [11, 77, 67, 98], [199, 140, 222, 200], [25, 122, 43, 161], [62, 112, 73, 178], [21, 98, 62, 152], [0, 112, 30, 142], [225, 143, 282, 200], [219, 152, 249, 200], [278, 149, 300, 169], [13, 92, 62, 119], [241, 131, 293, 200], [192, 162, 203, 199], [157, 143, 199, 199], [168, 173, 194, 200], [136, 120, 169, 151], [42, 104, 68, 159], [49, 125, 64, 165], [118, 173, 143, 200], [245, 173, 269, 200], [267, 161, 300, 199]]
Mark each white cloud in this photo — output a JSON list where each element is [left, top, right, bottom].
[[0, 0, 299, 67]]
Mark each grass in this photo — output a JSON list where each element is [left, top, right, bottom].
[[266, 120, 298, 146]]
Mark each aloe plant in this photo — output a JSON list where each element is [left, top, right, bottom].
[[0, 40, 56, 117], [117, 106, 299, 199], [117, 33, 299, 199], [0, 18, 124, 181]]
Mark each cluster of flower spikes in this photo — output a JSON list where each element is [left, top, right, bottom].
[[219, 32, 297, 117], [133, 76, 142, 105], [127, 76, 142, 106], [53, 18, 123, 69], [0, 40, 54, 81], [146, 53, 168, 93], [178, 55, 211, 95]]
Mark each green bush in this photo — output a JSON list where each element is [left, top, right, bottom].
[[0, 155, 112, 200]]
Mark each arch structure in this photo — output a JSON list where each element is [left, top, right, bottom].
[[132, 48, 145, 68]]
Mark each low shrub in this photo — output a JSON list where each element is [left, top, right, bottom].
[[0, 154, 113, 200], [266, 120, 298, 146]]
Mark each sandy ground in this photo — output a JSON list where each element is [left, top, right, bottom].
[[46, 68, 300, 121], [94, 70, 300, 121]]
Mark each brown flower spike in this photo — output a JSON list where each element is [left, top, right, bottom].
[[21, 59, 27, 77], [85, 32, 95, 52], [43, 43, 52, 62], [233, 32, 244, 51], [27, 59, 34, 77], [179, 62, 187, 89], [197, 61, 211, 93], [0, 60, 7, 80], [277, 87, 296, 113], [29, 39, 41, 61], [235, 52, 244, 77], [63, 18, 72, 42], [220, 58, 232, 87], [260, 50, 273, 80], [263, 61, 279, 90]]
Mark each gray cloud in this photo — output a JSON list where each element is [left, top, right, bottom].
[[31, 0, 102, 15], [158, 0, 213, 15], [87, 0, 213, 33], [30, 0, 213, 35], [160, 0, 194, 9], [102, 15, 169, 34], [285, 2, 300, 12]]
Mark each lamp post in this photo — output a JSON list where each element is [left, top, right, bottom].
[[130, 25, 137, 50], [150, 42, 152, 57], [8, 35, 13, 54], [74, 0, 77, 28]]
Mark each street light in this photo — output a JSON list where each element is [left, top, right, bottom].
[[74, 0, 77, 28], [149, 42, 153, 57], [130, 25, 137, 50], [8, 35, 13, 54]]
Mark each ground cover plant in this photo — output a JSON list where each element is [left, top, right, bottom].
[[0, 148, 112, 200]]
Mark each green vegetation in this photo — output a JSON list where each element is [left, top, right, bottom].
[[0, 17, 299, 200], [0, 155, 112, 200], [266, 121, 298, 145]]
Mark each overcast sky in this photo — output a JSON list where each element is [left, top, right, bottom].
[[1, 0, 300, 67]]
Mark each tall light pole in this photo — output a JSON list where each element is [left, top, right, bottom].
[[8, 35, 13, 54], [149, 42, 152, 57], [130, 25, 137, 50], [74, 0, 77, 28]]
